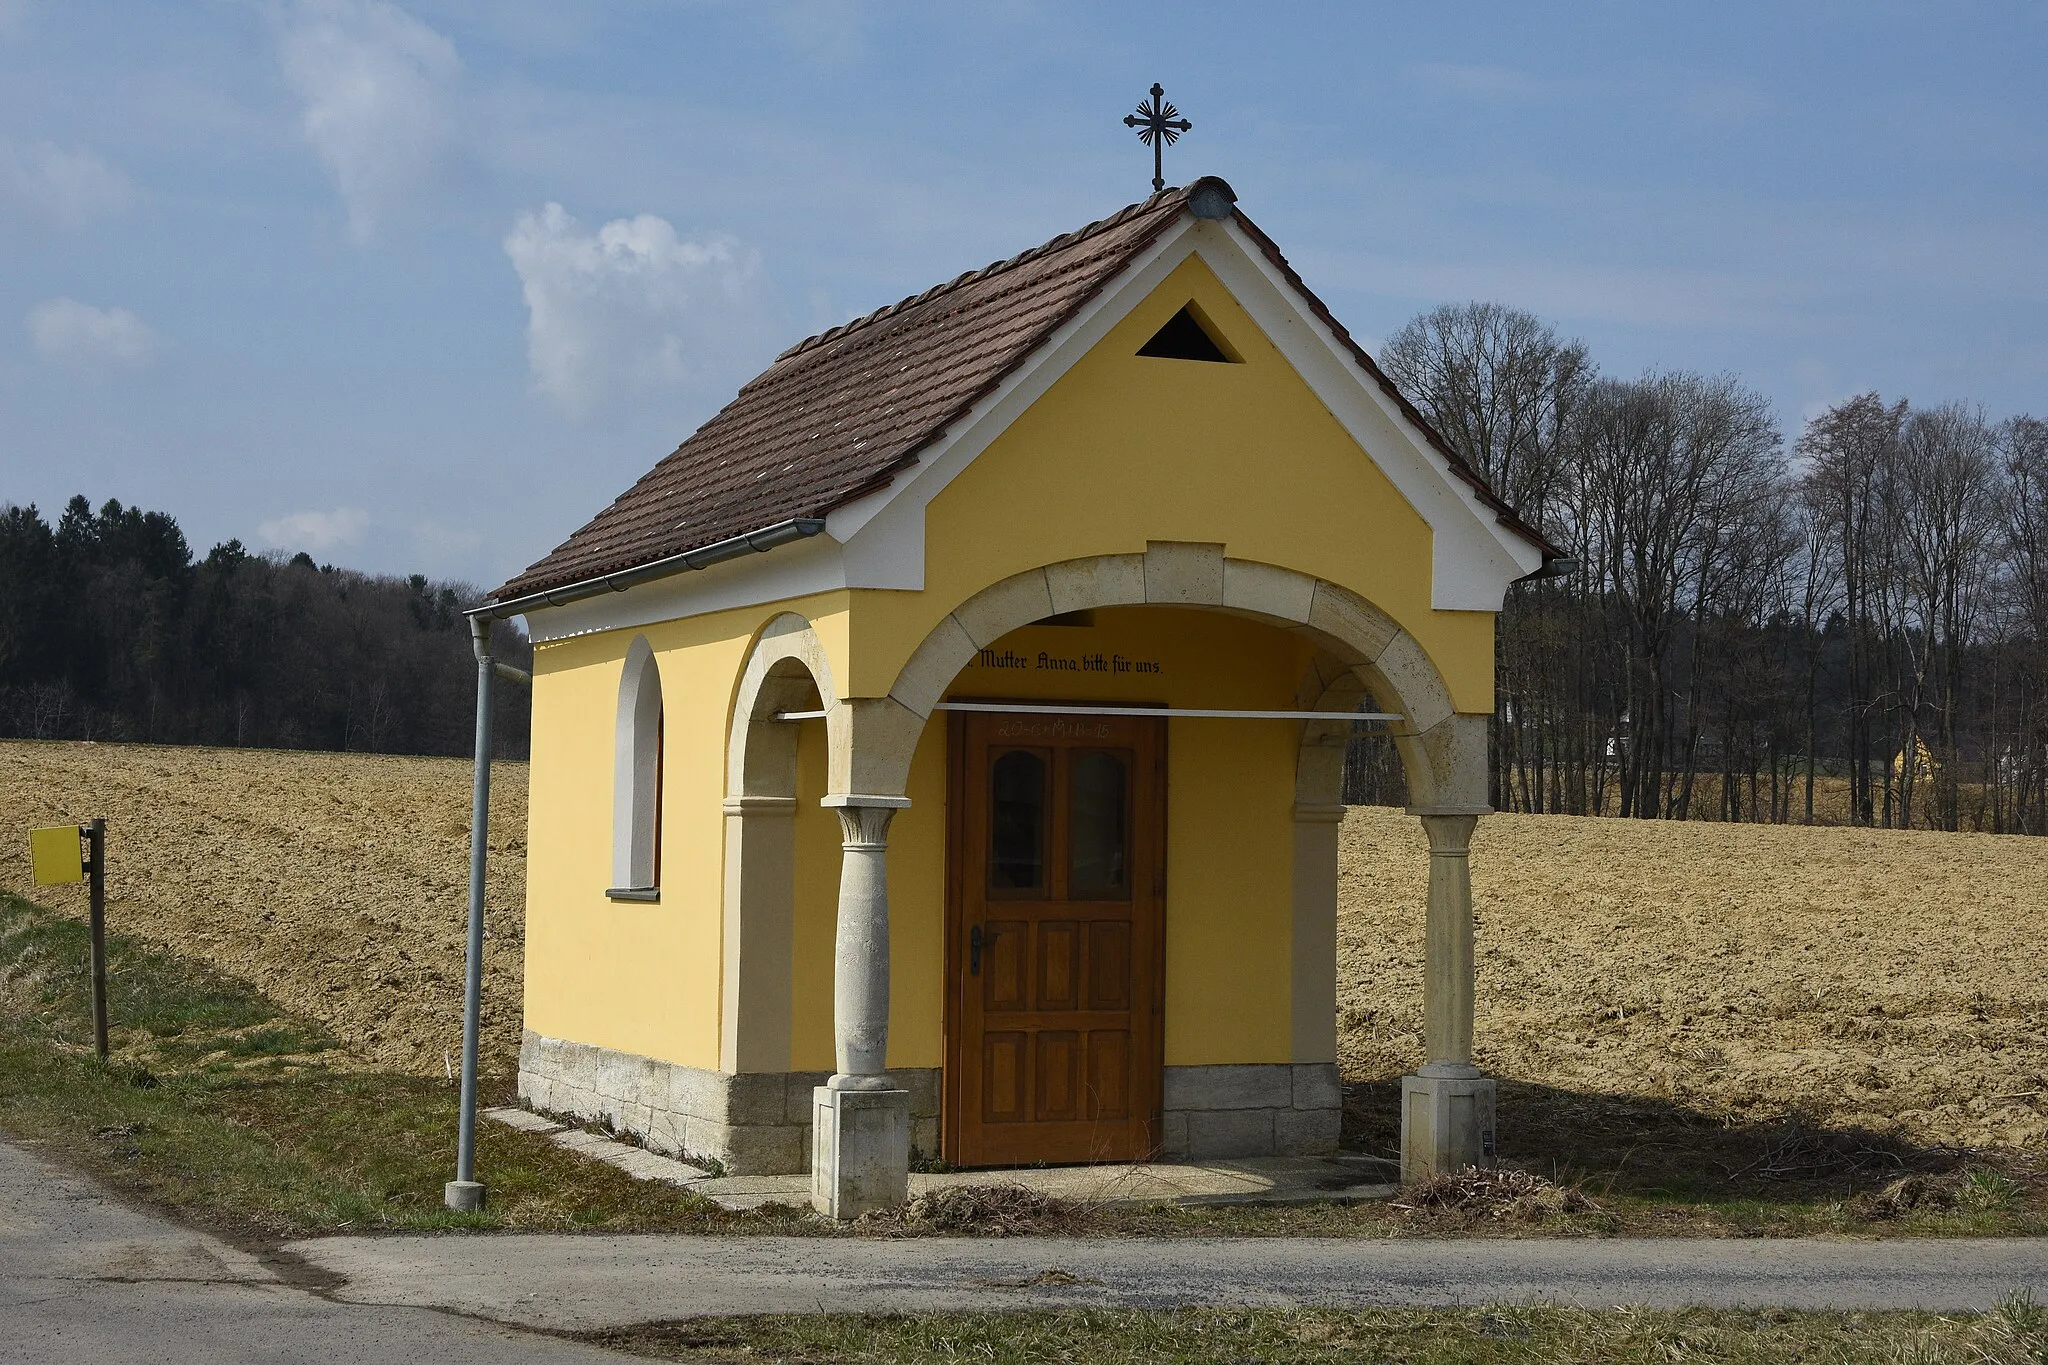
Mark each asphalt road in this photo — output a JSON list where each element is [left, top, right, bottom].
[[9, 1132, 2048, 1356], [291, 1229, 2048, 1330], [0, 1139, 615, 1364]]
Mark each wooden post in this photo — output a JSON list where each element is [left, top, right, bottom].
[[85, 818, 108, 1061]]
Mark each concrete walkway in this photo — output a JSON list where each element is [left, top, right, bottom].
[[289, 1231, 2048, 1331], [483, 1105, 1400, 1208], [0, 1139, 615, 1364]]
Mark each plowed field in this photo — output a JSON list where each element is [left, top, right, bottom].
[[0, 740, 527, 1075], [4, 740, 2044, 1152], [1340, 811, 2048, 1151]]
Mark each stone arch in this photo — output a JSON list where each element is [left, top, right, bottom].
[[720, 613, 841, 1073], [612, 634, 664, 892], [875, 542, 1481, 810]]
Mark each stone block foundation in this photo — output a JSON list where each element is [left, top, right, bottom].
[[518, 1030, 940, 1176], [1160, 1063, 1342, 1159], [522, 1036, 1336, 1172]]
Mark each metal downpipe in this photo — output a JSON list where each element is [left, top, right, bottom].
[[445, 617, 498, 1212]]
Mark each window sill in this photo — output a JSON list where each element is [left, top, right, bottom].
[[605, 886, 660, 903]]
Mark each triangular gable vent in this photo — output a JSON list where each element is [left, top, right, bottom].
[[1136, 304, 1238, 363]]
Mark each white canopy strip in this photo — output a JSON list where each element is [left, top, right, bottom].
[[773, 702, 1399, 722]]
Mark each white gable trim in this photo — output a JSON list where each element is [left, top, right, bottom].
[[522, 209, 1540, 644], [1199, 220, 1545, 606]]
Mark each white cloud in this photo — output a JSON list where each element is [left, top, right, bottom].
[[257, 507, 369, 552], [26, 298, 156, 365], [275, 0, 460, 243], [0, 141, 132, 228], [504, 202, 764, 415]]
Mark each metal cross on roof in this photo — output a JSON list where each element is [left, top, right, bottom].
[[1123, 82, 1192, 195]]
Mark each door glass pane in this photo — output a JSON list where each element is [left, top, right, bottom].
[[989, 749, 1046, 890], [1068, 748, 1129, 900]]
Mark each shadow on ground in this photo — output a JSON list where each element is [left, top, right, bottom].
[[1342, 1078, 2000, 1202]]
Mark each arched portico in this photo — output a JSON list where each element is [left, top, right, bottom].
[[794, 542, 1495, 1216], [722, 614, 841, 1077]]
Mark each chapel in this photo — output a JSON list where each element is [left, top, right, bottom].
[[481, 176, 1556, 1218]]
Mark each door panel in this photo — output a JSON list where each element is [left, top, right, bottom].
[[1087, 922, 1132, 1010], [982, 919, 1027, 1011], [947, 710, 1165, 1167], [1035, 1032, 1081, 1121], [982, 1032, 1027, 1124], [1038, 922, 1080, 1010], [1087, 1031, 1131, 1119]]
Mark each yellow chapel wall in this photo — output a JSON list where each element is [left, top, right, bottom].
[[521, 593, 851, 1072], [836, 250, 1497, 714]]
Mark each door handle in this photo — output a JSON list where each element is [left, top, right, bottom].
[[970, 925, 985, 975]]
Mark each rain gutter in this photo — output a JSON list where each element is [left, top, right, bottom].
[[465, 517, 830, 622]]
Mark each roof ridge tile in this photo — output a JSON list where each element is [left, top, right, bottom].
[[771, 186, 1186, 364]]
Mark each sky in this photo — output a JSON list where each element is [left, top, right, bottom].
[[2, 1, 2043, 589]]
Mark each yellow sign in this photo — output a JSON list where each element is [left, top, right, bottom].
[[29, 826, 84, 886]]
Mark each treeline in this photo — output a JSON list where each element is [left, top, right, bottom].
[[0, 496, 529, 758], [1346, 302, 2048, 834]]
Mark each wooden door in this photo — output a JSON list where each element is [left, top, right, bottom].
[[945, 709, 1165, 1166]]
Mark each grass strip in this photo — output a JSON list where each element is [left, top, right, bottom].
[[0, 891, 796, 1240], [590, 1300, 2048, 1364]]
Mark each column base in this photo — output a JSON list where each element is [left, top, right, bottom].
[[810, 1085, 909, 1220], [1400, 1071, 1496, 1181], [443, 1180, 485, 1212]]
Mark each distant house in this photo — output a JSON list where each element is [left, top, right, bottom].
[[485, 177, 1555, 1218]]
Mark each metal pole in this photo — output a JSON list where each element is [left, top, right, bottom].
[[85, 818, 108, 1061], [445, 619, 494, 1213]]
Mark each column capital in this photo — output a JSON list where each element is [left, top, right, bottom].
[[1292, 802, 1348, 825], [1411, 808, 1483, 856], [823, 794, 909, 851]]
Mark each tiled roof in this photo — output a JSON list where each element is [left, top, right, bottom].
[[493, 178, 1550, 603]]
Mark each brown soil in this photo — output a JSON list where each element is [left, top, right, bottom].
[[1340, 807, 2048, 1151], [0, 740, 527, 1075], [5, 741, 2044, 1158]]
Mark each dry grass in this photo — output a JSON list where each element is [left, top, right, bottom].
[[0, 740, 528, 1075], [857, 1184, 1093, 1237], [591, 1301, 2048, 1364], [1392, 1166, 1599, 1224], [1339, 807, 2048, 1155]]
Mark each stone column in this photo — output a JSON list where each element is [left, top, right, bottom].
[[812, 793, 911, 1219], [1400, 809, 1496, 1180]]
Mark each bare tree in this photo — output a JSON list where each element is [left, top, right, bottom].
[[1380, 302, 1593, 517], [1380, 303, 1593, 807], [1890, 404, 2000, 828], [1797, 395, 1908, 825], [1995, 416, 2048, 828]]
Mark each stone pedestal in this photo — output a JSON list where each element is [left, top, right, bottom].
[[442, 1179, 485, 1212], [811, 1085, 910, 1220], [1400, 1067, 1496, 1179]]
